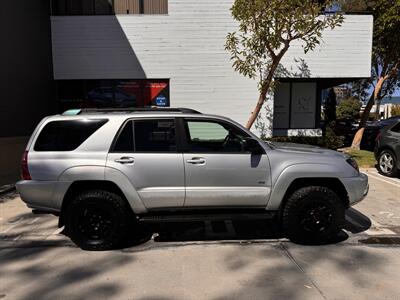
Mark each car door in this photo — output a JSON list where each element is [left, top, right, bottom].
[[388, 122, 400, 167], [182, 118, 271, 207], [106, 118, 185, 209]]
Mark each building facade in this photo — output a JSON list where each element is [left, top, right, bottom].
[[1, 0, 373, 185]]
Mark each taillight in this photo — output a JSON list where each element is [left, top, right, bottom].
[[21, 151, 31, 180]]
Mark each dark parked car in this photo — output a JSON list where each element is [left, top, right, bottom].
[[374, 120, 400, 177], [86, 87, 136, 108], [362, 115, 400, 150], [320, 118, 358, 147]]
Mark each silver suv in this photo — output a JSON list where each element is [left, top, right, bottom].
[[17, 108, 368, 250]]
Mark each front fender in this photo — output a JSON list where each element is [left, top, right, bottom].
[[266, 163, 347, 210]]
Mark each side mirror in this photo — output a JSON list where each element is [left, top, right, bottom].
[[244, 138, 264, 154]]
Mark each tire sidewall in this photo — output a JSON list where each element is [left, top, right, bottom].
[[378, 150, 398, 177], [283, 186, 345, 244], [65, 190, 129, 250]]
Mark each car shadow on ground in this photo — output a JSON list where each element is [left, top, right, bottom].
[[127, 208, 372, 248]]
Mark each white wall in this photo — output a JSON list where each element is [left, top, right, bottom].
[[280, 15, 373, 78], [51, 0, 373, 127]]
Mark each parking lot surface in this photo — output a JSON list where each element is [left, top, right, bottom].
[[1, 169, 400, 300]]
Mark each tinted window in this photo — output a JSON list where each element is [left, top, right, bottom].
[[134, 119, 177, 152], [390, 122, 400, 133], [34, 119, 108, 151], [185, 120, 249, 153], [51, 0, 168, 15], [113, 121, 134, 152]]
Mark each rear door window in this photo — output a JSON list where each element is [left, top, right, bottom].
[[134, 119, 177, 152], [34, 119, 108, 151]]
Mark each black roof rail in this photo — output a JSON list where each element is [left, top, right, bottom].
[[62, 107, 202, 116]]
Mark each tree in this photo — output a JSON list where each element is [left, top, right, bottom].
[[391, 104, 400, 116], [341, 0, 400, 149], [225, 0, 343, 129], [336, 97, 362, 119]]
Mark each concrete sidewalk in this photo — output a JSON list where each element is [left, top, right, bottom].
[[1, 240, 399, 300], [1, 170, 400, 300]]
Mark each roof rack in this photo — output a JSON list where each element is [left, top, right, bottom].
[[62, 107, 202, 116]]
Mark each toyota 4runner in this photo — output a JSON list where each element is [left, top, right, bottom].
[[16, 108, 369, 250]]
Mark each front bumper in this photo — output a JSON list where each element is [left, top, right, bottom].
[[340, 172, 369, 206]]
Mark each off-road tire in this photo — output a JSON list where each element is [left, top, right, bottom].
[[282, 186, 345, 244], [377, 150, 398, 177], [65, 190, 131, 251]]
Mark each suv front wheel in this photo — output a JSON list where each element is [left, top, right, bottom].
[[282, 186, 345, 244], [65, 190, 131, 251]]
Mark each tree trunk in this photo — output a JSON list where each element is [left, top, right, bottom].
[[350, 76, 386, 149], [375, 99, 381, 120], [245, 86, 270, 129], [245, 47, 289, 130]]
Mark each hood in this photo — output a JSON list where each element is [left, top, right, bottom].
[[267, 142, 348, 159]]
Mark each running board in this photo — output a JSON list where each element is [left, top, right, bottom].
[[138, 211, 277, 223]]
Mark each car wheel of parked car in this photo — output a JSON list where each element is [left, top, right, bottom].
[[282, 186, 345, 244], [65, 190, 131, 251], [378, 150, 398, 177]]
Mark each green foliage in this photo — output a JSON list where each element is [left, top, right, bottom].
[[336, 97, 362, 119], [226, 0, 343, 83], [341, 0, 400, 103], [346, 150, 376, 168], [323, 121, 345, 149], [391, 104, 400, 116], [225, 0, 343, 129]]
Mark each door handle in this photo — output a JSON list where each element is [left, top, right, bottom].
[[115, 157, 135, 164], [186, 157, 206, 165]]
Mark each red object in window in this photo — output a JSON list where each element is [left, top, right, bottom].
[[21, 151, 31, 180]]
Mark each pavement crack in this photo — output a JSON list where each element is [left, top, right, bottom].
[[280, 242, 327, 300]]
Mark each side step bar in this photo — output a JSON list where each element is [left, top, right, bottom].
[[138, 211, 277, 223]]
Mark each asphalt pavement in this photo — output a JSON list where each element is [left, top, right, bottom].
[[0, 169, 399, 300]]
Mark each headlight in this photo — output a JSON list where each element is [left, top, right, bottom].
[[346, 158, 359, 173]]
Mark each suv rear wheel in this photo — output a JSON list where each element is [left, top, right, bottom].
[[378, 150, 398, 177], [65, 190, 131, 251], [282, 186, 345, 244]]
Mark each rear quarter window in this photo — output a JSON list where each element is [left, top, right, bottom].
[[34, 119, 108, 151]]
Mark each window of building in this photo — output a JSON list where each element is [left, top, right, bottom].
[[34, 119, 108, 151], [273, 82, 319, 130], [51, 0, 168, 15], [184, 120, 249, 153], [134, 119, 177, 152], [56, 79, 170, 112]]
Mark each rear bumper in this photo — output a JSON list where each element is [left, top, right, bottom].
[[341, 172, 369, 206], [16, 180, 71, 212]]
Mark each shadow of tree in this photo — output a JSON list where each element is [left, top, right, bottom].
[[212, 242, 388, 300], [0, 205, 384, 300], [0, 241, 132, 300], [0, 190, 19, 204]]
